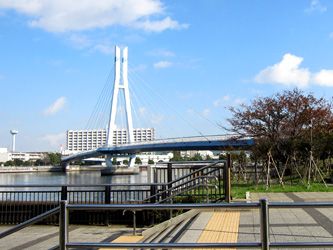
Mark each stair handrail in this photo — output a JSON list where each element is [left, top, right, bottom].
[[145, 161, 224, 203]]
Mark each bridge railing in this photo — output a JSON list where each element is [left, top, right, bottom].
[[99, 134, 248, 148]]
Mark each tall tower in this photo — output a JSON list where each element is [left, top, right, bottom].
[[107, 46, 134, 145], [106, 46, 135, 168], [10, 130, 18, 152]]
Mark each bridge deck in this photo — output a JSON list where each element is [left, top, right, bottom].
[[61, 135, 254, 163]]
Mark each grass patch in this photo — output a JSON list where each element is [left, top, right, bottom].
[[231, 182, 333, 199]]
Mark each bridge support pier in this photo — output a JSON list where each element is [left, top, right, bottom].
[[101, 156, 139, 175], [128, 155, 136, 168], [61, 162, 69, 172]]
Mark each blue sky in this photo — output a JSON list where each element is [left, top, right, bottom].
[[0, 0, 333, 152]]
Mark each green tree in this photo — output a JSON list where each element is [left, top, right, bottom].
[[219, 154, 227, 160], [206, 154, 212, 160], [34, 159, 43, 166], [148, 159, 155, 164], [171, 151, 183, 161], [135, 157, 142, 165], [4, 160, 14, 166], [47, 153, 61, 165], [190, 153, 203, 161], [13, 159, 24, 166]]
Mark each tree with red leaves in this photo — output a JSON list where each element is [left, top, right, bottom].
[[227, 89, 333, 186]]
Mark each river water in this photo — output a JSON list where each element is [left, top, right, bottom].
[[0, 170, 148, 186]]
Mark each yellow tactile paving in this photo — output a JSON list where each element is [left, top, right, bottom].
[[196, 210, 240, 250], [101, 235, 143, 250]]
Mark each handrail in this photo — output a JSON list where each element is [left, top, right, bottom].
[[61, 200, 333, 250], [0, 183, 166, 188], [0, 206, 60, 239], [157, 182, 217, 204], [67, 202, 260, 210], [145, 175, 218, 203], [167, 161, 222, 186], [145, 161, 222, 203], [155, 160, 221, 165], [67, 242, 262, 248]]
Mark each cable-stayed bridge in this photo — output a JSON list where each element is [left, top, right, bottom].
[[61, 135, 254, 163], [61, 46, 254, 168]]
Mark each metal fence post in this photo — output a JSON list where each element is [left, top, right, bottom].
[[260, 198, 270, 250], [59, 200, 68, 250], [167, 163, 172, 196], [150, 185, 156, 203], [61, 186, 67, 201], [224, 155, 231, 203], [132, 210, 136, 235], [167, 163, 173, 218], [104, 186, 111, 225]]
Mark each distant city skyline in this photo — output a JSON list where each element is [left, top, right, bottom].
[[1, 0, 333, 151]]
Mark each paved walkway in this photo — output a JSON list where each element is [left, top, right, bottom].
[[0, 225, 131, 249], [238, 192, 333, 250], [0, 192, 332, 249]]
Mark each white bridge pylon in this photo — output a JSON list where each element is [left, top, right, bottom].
[[106, 46, 135, 167]]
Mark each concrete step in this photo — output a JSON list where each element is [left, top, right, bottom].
[[141, 209, 200, 243], [148, 223, 179, 243], [162, 216, 196, 243], [177, 211, 213, 243]]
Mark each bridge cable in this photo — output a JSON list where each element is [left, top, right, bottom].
[[128, 71, 176, 141], [85, 66, 114, 130], [128, 65, 213, 142], [128, 74, 168, 140]]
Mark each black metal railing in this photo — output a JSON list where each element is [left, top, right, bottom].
[[153, 161, 221, 183], [62, 200, 333, 250], [147, 161, 224, 203], [0, 184, 164, 224], [0, 199, 332, 249], [0, 161, 227, 224]]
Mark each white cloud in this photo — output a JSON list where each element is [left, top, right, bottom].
[[92, 44, 113, 54], [305, 0, 327, 13], [151, 114, 164, 124], [312, 70, 333, 86], [255, 53, 333, 88], [213, 95, 230, 107], [129, 64, 147, 73], [135, 17, 188, 32], [41, 132, 65, 148], [43, 96, 66, 116], [255, 53, 311, 88], [138, 107, 146, 115], [68, 34, 113, 55], [149, 49, 175, 57], [153, 60, 173, 69], [68, 34, 91, 49], [234, 98, 246, 105], [201, 108, 210, 117], [0, 0, 187, 33]]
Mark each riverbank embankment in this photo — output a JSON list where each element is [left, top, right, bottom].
[[0, 165, 63, 173]]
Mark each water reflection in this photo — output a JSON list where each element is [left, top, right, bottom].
[[0, 169, 147, 185]]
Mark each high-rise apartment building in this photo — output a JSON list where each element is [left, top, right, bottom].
[[66, 128, 155, 152]]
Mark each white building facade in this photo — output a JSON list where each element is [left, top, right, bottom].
[[0, 148, 45, 163], [66, 128, 155, 153]]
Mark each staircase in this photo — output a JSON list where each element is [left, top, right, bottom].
[[145, 161, 224, 204]]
